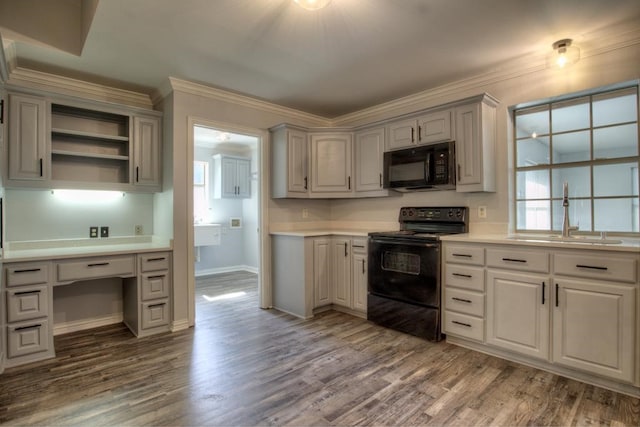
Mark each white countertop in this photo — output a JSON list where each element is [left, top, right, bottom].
[[2, 236, 173, 262], [270, 230, 371, 237], [440, 233, 640, 253]]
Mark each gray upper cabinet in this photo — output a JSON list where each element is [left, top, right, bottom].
[[270, 93, 498, 198], [8, 93, 47, 182], [271, 125, 309, 198], [386, 109, 453, 151], [354, 127, 387, 195], [4, 91, 162, 192], [455, 96, 497, 193], [310, 132, 353, 194], [133, 115, 162, 190], [213, 154, 251, 198]]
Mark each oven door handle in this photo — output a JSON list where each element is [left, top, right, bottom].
[[369, 237, 440, 248]]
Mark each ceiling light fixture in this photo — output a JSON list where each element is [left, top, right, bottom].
[[293, 0, 331, 11], [550, 39, 580, 68]]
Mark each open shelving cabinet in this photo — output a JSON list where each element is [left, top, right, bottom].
[[50, 104, 131, 185]]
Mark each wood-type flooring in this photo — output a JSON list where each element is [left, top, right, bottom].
[[0, 271, 638, 426]]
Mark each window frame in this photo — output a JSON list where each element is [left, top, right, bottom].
[[512, 82, 640, 235]]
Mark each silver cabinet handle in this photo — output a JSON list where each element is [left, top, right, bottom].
[[452, 297, 472, 303]]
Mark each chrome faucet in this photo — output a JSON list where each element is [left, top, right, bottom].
[[561, 182, 578, 237]]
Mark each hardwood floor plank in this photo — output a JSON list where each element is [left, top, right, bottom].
[[0, 271, 638, 426]]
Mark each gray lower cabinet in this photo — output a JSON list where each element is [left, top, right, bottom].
[[271, 233, 368, 320], [3, 250, 173, 368], [3, 261, 54, 368], [123, 252, 172, 337], [442, 240, 639, 396]]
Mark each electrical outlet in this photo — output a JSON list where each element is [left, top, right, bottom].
[[135, 225, 144, 235], [302, 208, 309, 218], [100, 226, 109, 238], [90, 226, 98, 238], [478, 206, 487, 219]]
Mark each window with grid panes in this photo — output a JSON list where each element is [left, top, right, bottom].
[[514, 84, 639, 234]]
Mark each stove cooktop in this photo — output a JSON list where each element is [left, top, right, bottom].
[[369, 206, 469, 240]]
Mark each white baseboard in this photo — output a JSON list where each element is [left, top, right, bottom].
[[53, 314, 124, 336], [171, 318, 190, 332], [195, 265, 258, 277]]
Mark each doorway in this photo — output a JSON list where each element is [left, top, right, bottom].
[[187, 119, 270, 326]]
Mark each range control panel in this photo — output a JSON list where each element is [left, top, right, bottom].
[[399, 207, 467, 223]]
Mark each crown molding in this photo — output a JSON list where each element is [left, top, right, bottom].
[[332, 26, 640, 127], [5, 67, 154, 109], [155, 77, 331, 127], [0, 36, 17, 83]]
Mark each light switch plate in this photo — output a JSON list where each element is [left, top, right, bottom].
[[100, 226, 109, 238]]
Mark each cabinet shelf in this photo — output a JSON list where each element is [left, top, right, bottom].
[[52, 128, 129, 142], [51, 149, 129, 161]]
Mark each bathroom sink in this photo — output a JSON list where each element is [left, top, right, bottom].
[[194, 223, 222, 246], [506, 235, 622, 245]]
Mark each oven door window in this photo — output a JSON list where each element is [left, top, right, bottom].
[[382, 251, 420, 275]]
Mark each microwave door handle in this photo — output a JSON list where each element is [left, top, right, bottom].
[[424, 154, 431, 181]]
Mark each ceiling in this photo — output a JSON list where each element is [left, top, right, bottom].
[[1, 0, 639, 118]]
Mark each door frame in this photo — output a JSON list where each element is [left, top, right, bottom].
[[187, 116, 271, 325]]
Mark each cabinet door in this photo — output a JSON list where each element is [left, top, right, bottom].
[[287, 129, 308, 194], [355, 127, 384, 192], [221, 157, 238, 197], [386, 118, 416, 151], [553, 278, 635, 383], [417, 109, 452, 144], [235, 158, 251, 198], [8, 94, 47, 181], [455, 103, 481, 187], [352, 251, 367, 312], [310, 133, 352, 193], [332, 238, 352, 308], [313, 238, 331, 308], [133, 115, 161, 188], [486, 269, 550, 360]]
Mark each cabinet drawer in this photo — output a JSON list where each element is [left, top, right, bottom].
[[7, 285, 49, 322], [7, 320, 50, 358], [445, 264, 484, 291], [6, 263, 49, 287], [141, 272, 170, 301], [444, 245, 485, 266], [553, 252, 637, 283], [141, 299, 170, 330], [351, 238, 367, 253], [443, 311, 484, 342], [57, 255, 135, 283], [486, 248, 549, 273], [444, 288, 484, 317], [140, 252, 171, 272]]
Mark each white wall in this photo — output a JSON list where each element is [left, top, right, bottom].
[[5, 189, 154, 241]]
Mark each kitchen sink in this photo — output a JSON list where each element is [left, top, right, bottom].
[[506, 234, 622, 245]]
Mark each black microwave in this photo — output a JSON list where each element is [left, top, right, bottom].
[[383, 141, 456, 191]]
